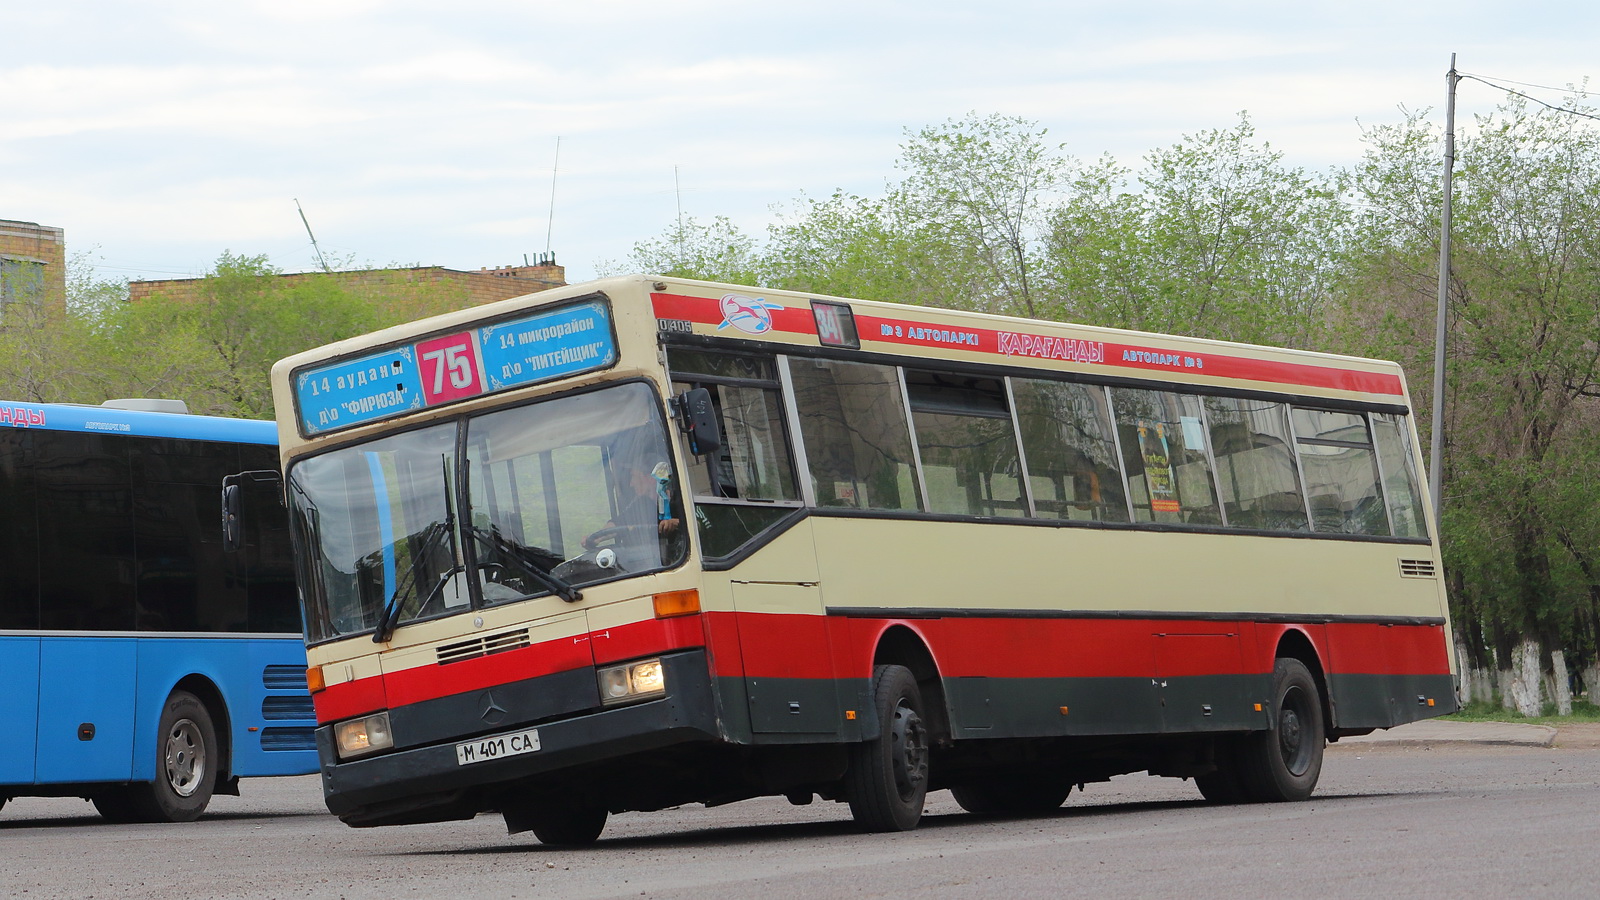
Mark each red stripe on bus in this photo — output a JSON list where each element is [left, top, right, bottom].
[[313, 675, 388, 724], [311, 612, 1449, 723]]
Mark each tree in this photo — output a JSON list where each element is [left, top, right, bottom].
[[892, 113, 1072, 317], [599, 215, 764, 285], [1044, 114, 1351, 347]]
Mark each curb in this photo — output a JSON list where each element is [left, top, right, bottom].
[[1329, 721, 1558, 749]]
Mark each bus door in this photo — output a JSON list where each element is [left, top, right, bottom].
[[731, 561, 838, 736], [0, 428, 40, 783], [32, 431, 140, 783]]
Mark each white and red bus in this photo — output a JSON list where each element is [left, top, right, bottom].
[[263, 275, 1454, 842]]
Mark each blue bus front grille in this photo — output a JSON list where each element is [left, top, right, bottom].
[[262, 665, 309, 690], [262, 695, 315, 721], [260, 727, 317, 751]]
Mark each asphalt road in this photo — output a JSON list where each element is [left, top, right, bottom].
[[3, 744, 1597, 899]]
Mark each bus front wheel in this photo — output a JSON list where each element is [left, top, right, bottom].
[[847, 664, 929, 832], [1238, 658, 1324, 802], [95, 690, 219, 823]]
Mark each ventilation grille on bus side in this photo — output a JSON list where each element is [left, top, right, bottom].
[[262, 665, 309, 690], [437, 628, 532, 665], [260, 727, 317, 751], [262, 695, 315, 721], [1399, 558, 1438, 578]]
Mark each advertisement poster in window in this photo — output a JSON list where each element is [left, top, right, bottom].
[[1137, 421, 1181, 513]]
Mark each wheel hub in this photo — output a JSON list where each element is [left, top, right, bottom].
[[889, 701, 929, 800], [165, 718, 207, 798]]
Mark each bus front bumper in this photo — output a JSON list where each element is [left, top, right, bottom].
[[317, 650, 722, 827]]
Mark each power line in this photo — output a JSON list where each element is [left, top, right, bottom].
[[1458, 71, 1590, 96], [1459, 74, 1600, 123]]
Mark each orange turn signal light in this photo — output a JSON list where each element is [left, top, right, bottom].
[[653, 589, 701, 619], [306, 665, 326, 694]]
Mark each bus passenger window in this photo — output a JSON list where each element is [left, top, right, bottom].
[[666, 349, 805, 559], [1111, 388, 1221, 526], [1371, 413, 1427, 539], [1291, 408, 1389, 536], [1204, 397, 1309, 533], [904, 371, 1026, 519], [786, 358, 921, 512], [1012, 379, 1129, 523]]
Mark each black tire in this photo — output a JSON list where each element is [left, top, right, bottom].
[[97, 691, 219, 823], [846, 665, 930, 832], [530, 803, 608, 846], [951, 774, 1071, 816], [1238, 658, 1324, 802]]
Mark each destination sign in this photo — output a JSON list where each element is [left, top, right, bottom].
[[294, 299, 617, 437]]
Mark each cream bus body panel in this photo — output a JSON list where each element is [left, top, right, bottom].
[[805, 517, 1448, 622]]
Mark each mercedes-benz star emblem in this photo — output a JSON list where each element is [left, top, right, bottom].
[[478, 691, 508, 725]]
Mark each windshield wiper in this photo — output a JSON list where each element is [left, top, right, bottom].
[[473, 524, 584, 603], [373, 517, 454, 643]]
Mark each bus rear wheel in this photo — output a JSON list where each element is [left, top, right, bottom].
[[847, 665, 930, 832], [1238, 658, 1324, 802], [95, 691, 218, 823]]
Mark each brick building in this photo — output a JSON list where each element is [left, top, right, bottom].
[[0, 219, 67, 321], [128, 260, 567, 307]]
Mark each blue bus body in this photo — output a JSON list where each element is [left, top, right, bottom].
[[0, 401, 316, 819]]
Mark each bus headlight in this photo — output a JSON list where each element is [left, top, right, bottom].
[[335, 712, 394, 759], [597, 658, 667, 706]]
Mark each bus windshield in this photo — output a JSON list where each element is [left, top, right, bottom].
[[288, 382, 685, 643]]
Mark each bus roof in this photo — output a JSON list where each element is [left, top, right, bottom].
[[0, 401, 276, 444], [271, 274, 1413, 445]]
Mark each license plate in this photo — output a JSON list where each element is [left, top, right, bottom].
[[455, 729, 540, 766]]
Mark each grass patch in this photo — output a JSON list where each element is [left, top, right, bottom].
[[1444, 698, 1600, 725]]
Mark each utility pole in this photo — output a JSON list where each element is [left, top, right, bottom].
[[1429, 55, 1460, 530], [296, 199, 333, 274]]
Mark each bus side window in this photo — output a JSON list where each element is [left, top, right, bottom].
[[1110, 387, 1222, 527], [1371, 413, 1427, 539], [786, 358, 921, 512], [904, 370, 1026, 519], [1203, 397, 1309, 533], [666, 348, 804, 560], [1290, 408, 1389, 536], [1012, 378, 1129, 523]]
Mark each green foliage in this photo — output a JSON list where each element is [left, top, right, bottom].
[[1, 251, 482, 419], [1046, 114, 1351, 346], [1445, 699, 1600, 724], [600, 215, 764, 285]]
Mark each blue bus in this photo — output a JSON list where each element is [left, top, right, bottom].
[[0, 400, 318, 822]]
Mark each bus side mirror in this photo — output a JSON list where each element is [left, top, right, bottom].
[[675, 388, 722, 457], [222, 483, 244, 552], [222, 470, 283, 553]]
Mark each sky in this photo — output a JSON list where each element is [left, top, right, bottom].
[[3, 1, 1597, 287]]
